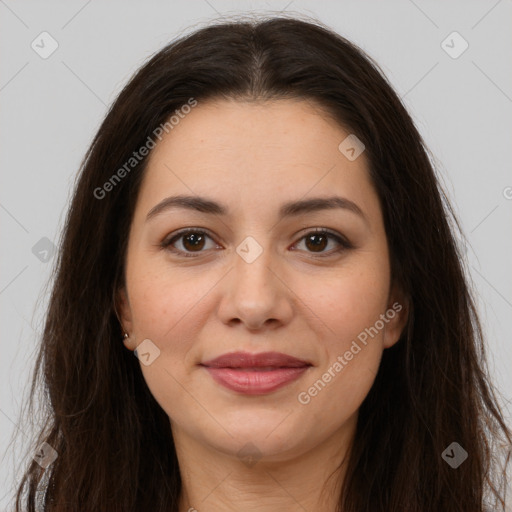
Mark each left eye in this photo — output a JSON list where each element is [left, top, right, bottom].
[[161, 228, 351, 258], [292, 229, 352, 255]]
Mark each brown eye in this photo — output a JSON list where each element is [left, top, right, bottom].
[[181, 232, 206, 252], [304, 233, 329, 252], [293, 229, 352, 256], [162, 229, 218, 257], [162, 228, 352, 259]]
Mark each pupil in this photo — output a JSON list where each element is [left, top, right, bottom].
[[184, 233, 204, 251], [306, 234, 327, 252]]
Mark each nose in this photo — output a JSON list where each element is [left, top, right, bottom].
[[217, 241, 293, 331]]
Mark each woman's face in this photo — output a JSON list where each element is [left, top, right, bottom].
[[119, 98, 407, 462]]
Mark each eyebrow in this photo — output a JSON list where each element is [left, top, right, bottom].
[[146, 194, 368, 224]]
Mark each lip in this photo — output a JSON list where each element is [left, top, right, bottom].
[[200, 351, 312, 395]]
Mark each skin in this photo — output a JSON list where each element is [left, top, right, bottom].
[[118, 98, 408, 511]]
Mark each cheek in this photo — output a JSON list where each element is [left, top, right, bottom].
[[125, 267, 209, 419], [295, 261, 389, 411], [125, 262, 223, 389], [127, 260, 212, 340], [299, 261, 390, 348]]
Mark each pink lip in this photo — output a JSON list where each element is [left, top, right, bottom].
[[200, 351, 312, 395]]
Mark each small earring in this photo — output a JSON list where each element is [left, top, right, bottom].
[[123, 332, 129, 340]]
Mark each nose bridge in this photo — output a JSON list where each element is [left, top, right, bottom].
[[219, 233, 292, 329], [232, 234, 276, 300]]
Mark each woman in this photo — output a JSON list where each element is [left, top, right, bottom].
[[13, 15, 511, 511]]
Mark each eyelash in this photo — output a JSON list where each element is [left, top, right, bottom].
[[160, 227, 353, 258]]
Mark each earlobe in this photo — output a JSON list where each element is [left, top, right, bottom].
[[122, 332, 135, 351], [383, 289, 409, 349], [115, 287, 134, 347]]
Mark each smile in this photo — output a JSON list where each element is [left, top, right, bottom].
[[200, 351, 312, 395]]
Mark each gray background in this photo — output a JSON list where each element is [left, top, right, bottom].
[[1, 0, 511, 509]]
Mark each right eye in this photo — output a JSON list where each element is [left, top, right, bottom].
[[161, 229, 221, 258]]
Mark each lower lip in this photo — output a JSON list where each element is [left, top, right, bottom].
[[203, 366, 310, 395]]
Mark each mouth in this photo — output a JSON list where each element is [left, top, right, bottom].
[[200, 351, 312, 395]]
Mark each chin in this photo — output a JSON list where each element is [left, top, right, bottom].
[[200, 410, 312, 460]]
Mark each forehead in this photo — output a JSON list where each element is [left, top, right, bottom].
[[136, 98, 379, 223], [148, 98, 352, 169]]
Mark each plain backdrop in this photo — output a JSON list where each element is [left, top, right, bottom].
[[1, 0, 511, 509]]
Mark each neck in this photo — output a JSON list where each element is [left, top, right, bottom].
[[173, 415, 356, 512]]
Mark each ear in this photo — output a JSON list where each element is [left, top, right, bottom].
[[382, 283, 409, 349], [116, 287, 135, 351]]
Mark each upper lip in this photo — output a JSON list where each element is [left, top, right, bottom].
[[201, 351, 311, 369]]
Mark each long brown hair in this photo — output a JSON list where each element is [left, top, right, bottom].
[[11, 15, 511, 511]]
